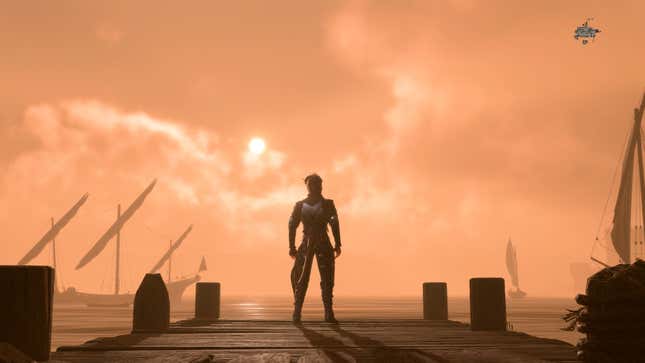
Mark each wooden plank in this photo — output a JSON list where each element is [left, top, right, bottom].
[[53, 319, 577, 362]]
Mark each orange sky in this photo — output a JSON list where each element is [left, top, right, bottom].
[[2, 1, 645, 298]]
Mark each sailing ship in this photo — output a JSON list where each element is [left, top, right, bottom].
[[17, 181, 206, 307], [164, 257, 206, 307], [593, 92, 645, 267], [148, 225, 208, 306], [74, 180, 157, 307], [17, 194, 89, 304], [505, 238, 527, 299]]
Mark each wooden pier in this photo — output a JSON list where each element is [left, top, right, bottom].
[[51, 319, 578, 362]]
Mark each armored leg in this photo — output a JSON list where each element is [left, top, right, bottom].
[[290, 240, 315, 322], [316, 241, 337, 323]]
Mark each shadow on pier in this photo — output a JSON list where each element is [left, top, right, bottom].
[[296, 323, 447, 362], [51, 320, 578, 362]]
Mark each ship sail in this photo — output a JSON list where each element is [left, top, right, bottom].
[[18, 193, 89, 265], [609, 93, 645, 264], [505, 239, 519, 288], [610, 121, 637, 263], [149, 225, 193, 273], [76, 180, 156, 270], [198, 256, 207, 272]]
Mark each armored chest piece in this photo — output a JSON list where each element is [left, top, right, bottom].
[[301, 200, 324, 227]]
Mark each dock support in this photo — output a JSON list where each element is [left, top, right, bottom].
[[423, 282, 448, 320], [132, 273, 170, 333], [469, 277, 506, 331], [0, 265, 54, 361], [195, 282, 220, 320]]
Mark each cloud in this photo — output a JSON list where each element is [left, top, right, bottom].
[[11, 100, 228, 185], [3, 101, 304, 235], [333, 153, 357, 173], [242, 149, 286, 180], [320, 0, 618, 295]]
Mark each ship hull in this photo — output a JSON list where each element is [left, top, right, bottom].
[[53, 276, 201, 307], [77, 292, 134, 307], [166, 275, 201, 307], [54, 287, 83, 304]]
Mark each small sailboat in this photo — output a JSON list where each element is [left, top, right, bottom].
[[75, 180, 156, 307], [593, 92, 645, 266], [17, 194, 89, 304], [506, 239, 527, 299], [148, 225, 207, 307]]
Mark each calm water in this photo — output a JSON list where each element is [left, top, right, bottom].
[[51, 296, 582, 350]]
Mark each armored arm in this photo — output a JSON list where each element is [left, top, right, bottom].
[[328, 200, 341, 249], [288, 202, 301, 250]]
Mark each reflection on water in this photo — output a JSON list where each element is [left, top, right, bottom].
[[52, 296, 582, 349]]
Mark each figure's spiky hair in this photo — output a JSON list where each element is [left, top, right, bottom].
[[304, 173, 322, 184]]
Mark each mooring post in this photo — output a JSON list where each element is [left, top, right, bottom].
[[423, 282, 448, 320], [195, 282, 220, 320], [469, 277, 507, 331], [0, 265, 54, 361], [132, 273, 170, 333]]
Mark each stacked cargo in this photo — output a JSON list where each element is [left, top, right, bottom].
[[564, 260, 645, 362]]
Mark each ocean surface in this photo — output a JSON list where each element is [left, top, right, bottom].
[[52, 296, 582, 350]]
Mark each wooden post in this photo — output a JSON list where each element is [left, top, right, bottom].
[[469, 277, 507, 331], [195, 282, 220, 320], [0, 266, 54, 361], [423, 282, 448, 320], [132, 273, 170, 333]]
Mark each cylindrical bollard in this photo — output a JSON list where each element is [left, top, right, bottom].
[[132, 273, 170, 333], [469, 277, 506, 331], [0, 265, 54, 361], [195, 282, 220, 320], [423, 282, 448, 320]]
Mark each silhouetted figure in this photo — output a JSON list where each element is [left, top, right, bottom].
[[289, 174, 342, 323]]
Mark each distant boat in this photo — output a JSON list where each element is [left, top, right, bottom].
[[148, 225, 207, 307], [74, 180, 157, 307], [592, 92, 645, 267], [17, 194, 89, 304], [506, 239, 527, 299]]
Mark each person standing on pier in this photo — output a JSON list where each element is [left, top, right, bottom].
[[289, 173, 342, 323]]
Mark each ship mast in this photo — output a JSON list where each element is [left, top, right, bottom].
[[76, 180, 157, 295], [635, 104, 645, 263], [149, 225, 193, 281], [18, 193, 88, 267], [115, 204, 121, 295]]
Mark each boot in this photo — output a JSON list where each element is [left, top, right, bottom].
[[292, 298, 303, 323], [323, 299, 338, 324]]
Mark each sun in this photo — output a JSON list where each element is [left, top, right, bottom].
[[248, 137, 266, 155]]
